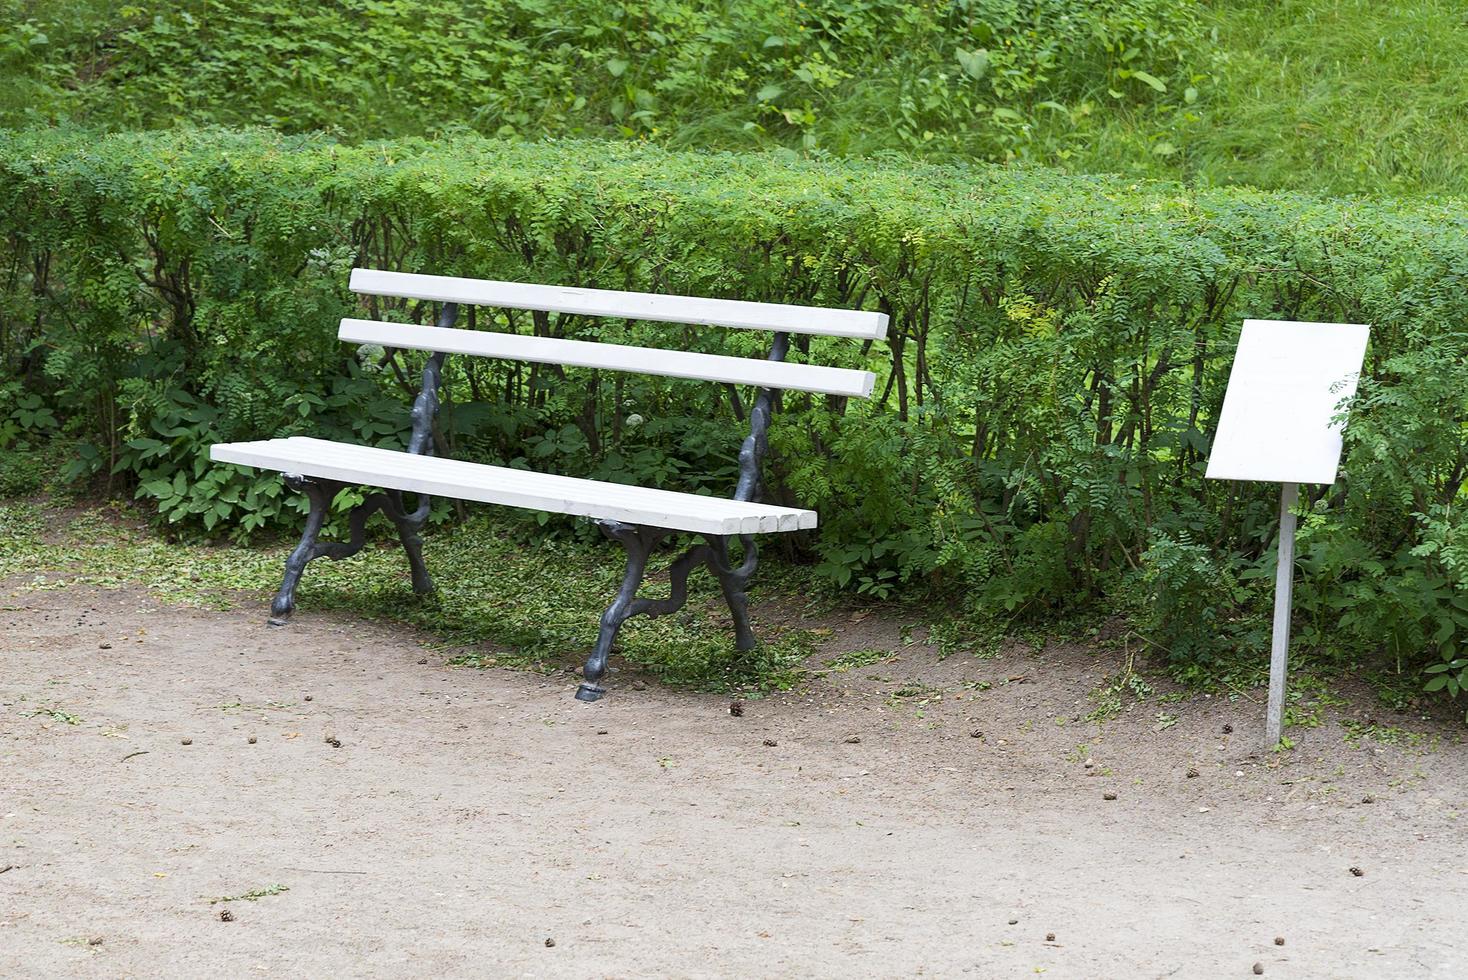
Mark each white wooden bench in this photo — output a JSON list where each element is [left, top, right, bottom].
[[211, 269, 887, 700]]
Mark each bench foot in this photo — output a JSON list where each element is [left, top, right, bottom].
[[577, 524, 658, 701], [267, 475, 439, 625], [269, 587, 296, 626], [574, 523, 764, 701], [266, 476, 334, 626]]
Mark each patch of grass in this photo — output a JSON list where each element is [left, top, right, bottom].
[[0, 499, 46, 548], [1183, 0, 1468, 195], [821, 648, 894, 673], [1362, 669, 1422, 713], [1340, 719, 1429, 748], [0, 500, 814, 696], [927, 617, 1006, 660], [1035, 0, 1468, 196]]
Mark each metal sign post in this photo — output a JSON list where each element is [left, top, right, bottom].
[[1205, 319, 1370, 750], [1265, 482, 1299, 748]]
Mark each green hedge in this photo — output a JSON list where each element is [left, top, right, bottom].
[[3, 126, 1467, 710]]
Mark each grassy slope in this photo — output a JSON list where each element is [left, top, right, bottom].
[[1181, 0, 1468, 195]]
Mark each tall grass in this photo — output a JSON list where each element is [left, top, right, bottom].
[[1180, 0, 1468, 195]]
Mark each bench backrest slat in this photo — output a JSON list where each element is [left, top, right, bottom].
[[341, 319, 874, 398], [350, 269, 889, 341]]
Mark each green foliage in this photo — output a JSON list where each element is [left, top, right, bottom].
[[10, 1, 1468, 195], [0, 0, 1209, 168], [0, 379, 64, 494], [1139, 531, 1260, 679], [3, 127, 1468, 717]]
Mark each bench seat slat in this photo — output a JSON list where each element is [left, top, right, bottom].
[[340, 318, 874, 398], [350, 269, 890, 341], [210, 438, 817, 536]]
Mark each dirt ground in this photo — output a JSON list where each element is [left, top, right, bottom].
[[3, 584, 1466, 979]]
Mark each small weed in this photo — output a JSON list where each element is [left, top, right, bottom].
[[1087, 654, 1155, 723], [27, 707, 81, 725], [889, 681, 941, 702], [1284, 702, 1322, 729], [1284, 675, 1348, 730], [211, 884, 289, 904]]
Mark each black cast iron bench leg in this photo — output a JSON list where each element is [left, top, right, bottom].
[[577, 524, 660, 701], [268, 475, 435, 626], [576, 523, 761, 701], [269, 476, 337, 625]]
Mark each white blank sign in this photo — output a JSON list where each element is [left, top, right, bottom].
[[1205, 319, 1370, 485]]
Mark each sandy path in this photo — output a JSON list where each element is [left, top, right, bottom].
[[2, 587, 1465, 978]]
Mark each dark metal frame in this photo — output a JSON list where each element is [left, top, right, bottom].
[[575, 331, 789, 700], [269, 303, 791, 703], [267, 303, 456, 625]]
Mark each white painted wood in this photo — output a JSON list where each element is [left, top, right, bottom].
[[350, 268, 890, 341], [1265, 482, 1298, 749], [210, 437, 817, 536], [340, 318, 875, 397], [1205, 319, 1370, 485]]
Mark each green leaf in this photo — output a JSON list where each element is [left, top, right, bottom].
[[955, 48, 989, 81], [1130, 70, 1167, 93], [605, 58, 628, 78]]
